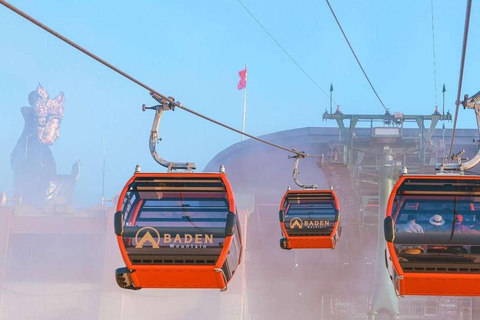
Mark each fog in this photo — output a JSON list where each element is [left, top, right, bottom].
[[1, 1, 480, 318], [4, 96, 480, 320], [1, 128, 375, 320], [1, 126, 479, 319]]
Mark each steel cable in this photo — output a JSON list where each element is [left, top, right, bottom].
[[449, 0, 473, 157], [237, 0, 337, 105], [325, 0, 387, 111], [0, 0, 323, 158]]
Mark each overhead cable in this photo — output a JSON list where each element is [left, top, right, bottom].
[[0, 0, 320, 159], [449, 0, 473, 157], [325, 0, 387, 111], [237, 0, 337, 105]]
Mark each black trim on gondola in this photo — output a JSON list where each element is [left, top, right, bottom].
[[287, 229, 333, 236], [115, 211, 124, 236], [398, 178, 480, 194], [128, 176, 228, 193], [225, 212, 236, 236], [384, 216, 394, 242]]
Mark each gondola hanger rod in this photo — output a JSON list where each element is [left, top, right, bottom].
[[290, 153, 317, 189], [449, 0, 473, 157], [0, 0, 322, 159], [143, 94, 196, 171], [437, 90, 480, 172]]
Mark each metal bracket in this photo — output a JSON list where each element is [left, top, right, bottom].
[[394, 275, 405, 298], [214, 267, 228, 292], [289, 152, 317, 189], [143, 92, 196, 172], [437, 90, 480, 172]]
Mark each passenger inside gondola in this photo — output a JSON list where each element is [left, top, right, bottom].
[[402, 214, 424, 233], [398, 214, 424, 254], [425, 214, 448, 253], [393, 196, 480, 273]]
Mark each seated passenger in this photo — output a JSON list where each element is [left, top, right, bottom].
[[402, 214, 424, 233], [426, 214, 447, 253], [399, 214, 424, 254], [452, 214, 478, 254], [425, 214, 447, 232], [454, 214, 478, 234]]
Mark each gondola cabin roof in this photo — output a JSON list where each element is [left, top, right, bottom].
[[280, 189, 340, 209], [391, 174, 480, 196], [117, 172, 235, 212]]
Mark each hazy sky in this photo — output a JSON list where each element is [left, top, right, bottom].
[[1, 0, 479, 206]]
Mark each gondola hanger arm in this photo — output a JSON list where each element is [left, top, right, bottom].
[[459, 91, 480, 170], [289, 152, 317, 189], [437, 90, 480, 172], [144, 92, 196, 172]]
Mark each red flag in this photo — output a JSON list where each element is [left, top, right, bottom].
[[237, 67, 247, 90]]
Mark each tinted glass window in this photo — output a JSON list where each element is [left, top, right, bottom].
[[284, 198, 337, 236], [393, 196, 480, 245], [392, 195, 480, 274], [120, 191, 230, 264]]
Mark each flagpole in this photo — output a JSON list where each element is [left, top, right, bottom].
[[242, 64, 247, 141]]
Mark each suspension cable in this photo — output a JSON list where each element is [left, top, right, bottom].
[[325, 0, 387, 111], [0, 0, 321, 158], [237, 0, 337, 105], [430, 0, 438, 107], [449, 0, 473, 157]]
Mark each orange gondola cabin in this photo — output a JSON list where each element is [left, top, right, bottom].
[[384, 175, 480, 296], [279, 189, 341, 250], [114, 172, 242, 291]]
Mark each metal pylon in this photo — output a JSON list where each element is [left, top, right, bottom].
[[368, 147, 399, 320]]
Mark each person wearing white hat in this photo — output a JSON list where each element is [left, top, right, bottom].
[[429, 214, 445, 227], [426, 214, 448, 253]]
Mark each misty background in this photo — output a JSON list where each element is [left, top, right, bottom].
[[0, 1, 479, 319]]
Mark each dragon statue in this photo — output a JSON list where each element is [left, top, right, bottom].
[[10, 84, 80, 208]]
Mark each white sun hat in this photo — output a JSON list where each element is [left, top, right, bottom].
[[429, 214, 445, 226]]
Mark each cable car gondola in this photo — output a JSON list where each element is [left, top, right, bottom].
[[114, 171, 242, 291], [279, 155, 341, 250], [279, 189, 341, 250], [384, 175, 480, 296], [114, 95, 242, 291]]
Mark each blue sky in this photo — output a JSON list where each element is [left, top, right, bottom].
[[0, 0, 479, 205]]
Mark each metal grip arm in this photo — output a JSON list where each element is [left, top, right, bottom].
[[437, 91, 480, 172], [460, 93, 480, 170], [146, 93, 196, 171], [291, 154, 317, 189]]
